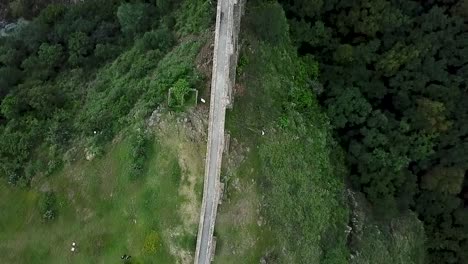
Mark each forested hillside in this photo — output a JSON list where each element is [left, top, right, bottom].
[[0, 0, 212, 262], [0, 0, 210, 186], [279, 0, 468, 263], [2, 0, 467, 263]]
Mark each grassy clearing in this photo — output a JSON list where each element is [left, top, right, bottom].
[[216, 2, 349, 263], [0, 114, 204, 264], [215, 147, 275, 263]]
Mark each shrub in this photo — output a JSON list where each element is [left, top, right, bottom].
[[0, 93, 21, 119], [129, 128, 149, 180], [0, 117, 40, 184], [94, 43, 121, 61], [17, 21, 49, 53], [247, 3, 289, 44], [153, 0, 179, 15], [38, 43, 63, 69], [38, 4, 66, 25], [0, 46, 24, 66], [68, 32, 92, 66], [137, 27, 175, 53], [0, 66, 22, 90], [9, 0, 30, 18], [175, 0, 214, 36], [117, 3, 155, 38], [39, 191, 58, 221], [92, 22, 120, 43], [128, 49, 163, 78], [171, 78, 191, 107]]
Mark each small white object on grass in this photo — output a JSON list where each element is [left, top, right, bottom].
[[72, 242, 76, 246], [261, 130, 265, 136], [201, 98, 206, 103], [93, 130, 97, 134], [71, 247, 76, 252]]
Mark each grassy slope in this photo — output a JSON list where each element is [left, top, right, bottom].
[[215, 2, 348, 263], [0, 114, 205, 264]]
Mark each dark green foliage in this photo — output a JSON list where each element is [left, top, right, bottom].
[[129, 128, 149, 180], [21, 43, 63, 79], [67, 32, 92, 66], [117, 3, 156, 38], [281, 0, 468, 262], [7, 0, 65, 19], [326, 87, 372, 128], [0, 93, 21, 119], [422, 166, 465, 195], [175, 0, 214, 36], [170, 78, 191, 107], [9, 0, 31, 18], [37, 4, 66, 25], [94, 43, 121, 61], [46, 109, 73, 147], [137, 27, 175, 53], [38, 43, 63, 68], [150, 0, 183, 15], [0, 0, 207, 187], [39, 191, 57, 221], [17, 21, 48, 53], [0, 45, 24, 66], [246, 3, 289, 44], [0, 66, 22, 92], [0, 119, 39, 185]]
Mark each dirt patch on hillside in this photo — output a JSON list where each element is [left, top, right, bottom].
[[234, 83, 246, 97], [177, 146, 203, 229], [196, 34, 214, 103], [155, 109, 206, 228], [151, 109, 207, 264], [196, 34, 214, 79], [216, 174, 261, 257]]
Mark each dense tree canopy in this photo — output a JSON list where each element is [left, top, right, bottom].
[[280, 0, 468, 263], [0, 0, 190, 186]]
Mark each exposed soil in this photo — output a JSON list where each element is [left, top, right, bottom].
[[196, 34, 215, 103], [152, 109, 207, 264], [234, 83, 246, 97]]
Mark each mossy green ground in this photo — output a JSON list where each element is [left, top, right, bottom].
[[215, 2, 348, 263], [0, 118, 205, 264]]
